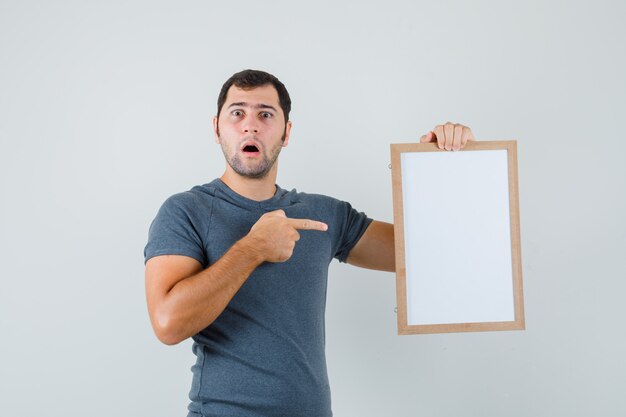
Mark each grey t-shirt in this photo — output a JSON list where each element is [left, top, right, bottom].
[[144, 179, 372, 417]]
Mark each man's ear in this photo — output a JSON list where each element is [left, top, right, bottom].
[[282, 121, 292, 147], [212, 116, 220, 144]]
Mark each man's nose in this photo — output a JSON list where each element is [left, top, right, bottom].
[[242, 116, 259, 133]]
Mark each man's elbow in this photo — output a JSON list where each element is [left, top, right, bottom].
[[155, 330, 185, 346], [152, 309, 187, 346]]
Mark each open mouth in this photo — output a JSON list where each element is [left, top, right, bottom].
[[243, 145, 259, 153], [241, 141, 261, 156]]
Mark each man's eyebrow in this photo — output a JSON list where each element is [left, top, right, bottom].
[[227, 102, 278, 112]]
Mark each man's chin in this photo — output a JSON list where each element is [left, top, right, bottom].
[[238, 171, 269, 180], [230, 164, 272, 180], [227, 153, 278, 180]]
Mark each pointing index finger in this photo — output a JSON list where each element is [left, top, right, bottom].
[[288, 218, 328, 231]]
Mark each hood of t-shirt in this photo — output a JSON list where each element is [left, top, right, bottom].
[[191, 178, 299, 212]]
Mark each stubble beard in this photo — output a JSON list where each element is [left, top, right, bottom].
[[220, 132, 286, 179]]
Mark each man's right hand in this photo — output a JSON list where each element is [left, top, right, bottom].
[[246, 209, 328, 263]]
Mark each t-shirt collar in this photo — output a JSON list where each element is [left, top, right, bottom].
[[211, 178, 293, 211]]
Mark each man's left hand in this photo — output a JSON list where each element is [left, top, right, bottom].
[[420, 122, 474, 151]]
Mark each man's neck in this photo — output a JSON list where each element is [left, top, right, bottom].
[[220, 168, 278, 201]]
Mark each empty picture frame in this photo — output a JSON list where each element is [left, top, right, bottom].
[[390, 141, 525, 335]]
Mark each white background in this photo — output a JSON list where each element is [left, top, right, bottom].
[[1, 1, 625, 416]]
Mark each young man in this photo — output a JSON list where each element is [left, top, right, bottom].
[[144, 69, 473, 417]]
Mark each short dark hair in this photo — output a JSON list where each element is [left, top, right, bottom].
[[216, 69, 291, 123]]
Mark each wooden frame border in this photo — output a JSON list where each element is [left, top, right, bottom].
[[390, 141, 525, 335]]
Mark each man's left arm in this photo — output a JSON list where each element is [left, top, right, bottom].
[[346, 123, 474, 273], [347, 220, 396, 272]]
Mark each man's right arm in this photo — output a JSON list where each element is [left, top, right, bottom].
[[145, 209, 327, 345]]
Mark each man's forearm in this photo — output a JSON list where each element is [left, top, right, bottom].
[[152, 237, 264, 345], [146, 209, 327, 345]]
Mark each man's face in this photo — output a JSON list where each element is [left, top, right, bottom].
[[213, 84, 291, 179]]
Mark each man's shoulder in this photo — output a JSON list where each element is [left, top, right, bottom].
[[160, 181, 220, 212]]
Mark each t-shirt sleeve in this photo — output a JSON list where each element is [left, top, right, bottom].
[[144, 193, 208, 266], [332, 200, 373, 263]]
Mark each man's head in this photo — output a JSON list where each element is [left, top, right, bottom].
[[213, 70, 292, 180], [216, 69, 291, 128]]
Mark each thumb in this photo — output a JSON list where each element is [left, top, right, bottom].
[[420, 131, 435, 143], [264, 209, 286, 218]]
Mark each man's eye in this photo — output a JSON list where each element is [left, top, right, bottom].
[[232, 110, 243, 117], [261, 112, 272, 119]]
